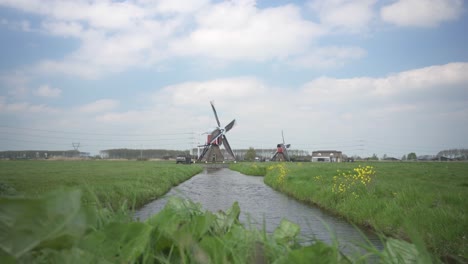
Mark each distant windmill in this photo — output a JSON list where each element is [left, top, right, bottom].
[[197, 101, 236, 162], [271, 131, 290, 162]]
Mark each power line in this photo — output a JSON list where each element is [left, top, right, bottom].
[[0, 125, 195, 136], [0, 131, 193, 142]]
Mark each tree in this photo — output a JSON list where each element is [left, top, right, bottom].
[[368, 153, 379, 161], [401, 154, 406, 161], [244, 147, 256, 161], [382, 154, 388, 160], [407, 152, 417, 160]]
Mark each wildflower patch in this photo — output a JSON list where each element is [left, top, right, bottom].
[[267, 163, 288, 186], [332, 165, 376, 198]]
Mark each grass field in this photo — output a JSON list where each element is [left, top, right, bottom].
[[230, 161, 468, 261], [2, 188, 429, 263], [0, 160, 203, 210], [1, 160, 465, 262]]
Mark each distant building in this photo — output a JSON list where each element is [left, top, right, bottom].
[[383, 157, 400, 161], [311, 150, 342, 162], [417, 155, 436, 161]]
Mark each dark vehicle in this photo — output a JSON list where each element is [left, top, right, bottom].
[[176, 155, 192, 164]]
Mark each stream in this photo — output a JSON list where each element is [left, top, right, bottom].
[[135, 168, 382, 254]]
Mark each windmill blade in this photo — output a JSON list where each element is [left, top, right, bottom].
[[222, 135, 235, 159], [210, 101, 221, 127], [224, 119, 236, 133], [282, 130, 285, 145], [271, 151, 278, 160], [197, 145, 210, 161], [210, 129, 222, 144]]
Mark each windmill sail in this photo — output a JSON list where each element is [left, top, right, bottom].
[[197, 102, 236, 162]]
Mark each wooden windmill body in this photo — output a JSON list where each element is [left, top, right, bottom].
[[271, 131, 291, 162]]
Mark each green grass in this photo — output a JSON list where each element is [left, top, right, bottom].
[[230, 162, 468, 261], [1, 188, 428, 263], [1, 160, 464, 262], [0, 160, 203, 210]]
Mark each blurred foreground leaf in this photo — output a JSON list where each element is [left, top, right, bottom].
[[0, 189, 94, 259]]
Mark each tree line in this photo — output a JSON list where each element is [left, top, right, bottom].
[[100, 149, 191, 160]]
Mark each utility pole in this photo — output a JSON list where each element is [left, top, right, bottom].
[[72, 142, 80, 157]]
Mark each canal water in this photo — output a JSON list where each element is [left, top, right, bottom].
[[135, 168, 382, 253]]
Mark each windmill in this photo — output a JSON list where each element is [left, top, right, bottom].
[[271, 131, 291, 162], [197, 101, 236, 162]]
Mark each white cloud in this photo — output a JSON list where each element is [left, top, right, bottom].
[[41, 21, 83, 37], [2, 0, 377, 78], [308, 0, 376, 33], [0, 0, 147, 30], [94, 62, 468, 130], [137, 0, 209, 14], [74, 62, 468, 156], [290, 46, 367, 68], [170, 1, 324, 61], [381, 0, 463, 27], [78, 99, 120, 113], [2, 62, 466, 156], [0, 101, 58, 114], [7, 86, 28, 98], [159, 77, 268, 106], [0, 18, 32, 31], [34, 26, 166, 78], [300, 62, 468, 107], [35, 84, 61, 98]]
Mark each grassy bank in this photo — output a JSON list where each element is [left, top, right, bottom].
[[230, 162, 468, 261], [0, 160, 203, 210], [1, 188, 428, 263]]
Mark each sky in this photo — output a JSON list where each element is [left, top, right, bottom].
[[0, 0, 467, 158]]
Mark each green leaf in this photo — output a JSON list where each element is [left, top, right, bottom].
[[276, 242, 348, 264], [0, 189, 93, 258], [214, 201, 241, 233], [183, 212, 217, 239], [20, 247, 113, 264], [381, 238, 421, 264], [80, 222, 153, 262], [273, 219, 300, 246], [200, 236, 227, 264], [0, 248, 16, 264]]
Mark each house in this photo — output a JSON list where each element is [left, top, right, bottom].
[[311, 150, 342, 162]]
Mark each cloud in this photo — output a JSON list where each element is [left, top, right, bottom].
[[0, 100, 58, 114], [290, 46, 367, 68], [78, 99, 120, 113], [35, 85, 61, 98], [76, 62, 468, 156], [2, 0, 376, 79], [35, 28, 159, 78], [1, 0, 181, 78], [159, 77, 268, 106], [0, 0, 147, 30], [170, 1, 324, 61], [2, 62, 466, 155], [41, 21, 83, 37], [0, 18, 32, 31], [138, 0, 210, 14], [381, 0, 463, 27], [300, 62, 468, 109], [101, 62, 468, 128], [308, 0, 376, 33], [0, 71, 30, 98]]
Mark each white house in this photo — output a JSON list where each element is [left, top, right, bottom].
[[311, 150, 343, 162]]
